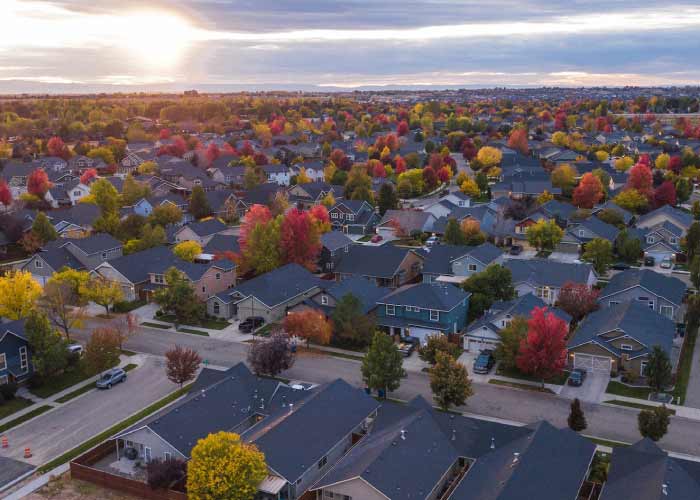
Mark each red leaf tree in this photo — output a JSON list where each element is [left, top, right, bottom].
[[280, 208, 321, 271], [283, 309, 332, 347], [557, 282, 599, 322], [159, 128, 171, 140], [507, 128, 529, 155], [80, 168, 98, 185], [397, 120, 409, 136], [205, 143, 221, 165], [394, 156, 406, 175], [572, 172, 604, 209], [0, 180, 12, 206], [239, 204, 272, 256], [423, 166, 438, 190], [516, 307, 568, 387], [309, 204, 330, 230], [27, 168, 51, 198], [627, 162, 653, 197], [47, 136, 70, 160], [654, 181, 676, 208]]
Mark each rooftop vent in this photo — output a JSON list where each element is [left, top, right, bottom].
[[490, 437, 496, 450], [400, 429, 406, 441], [662, 484, 668, 496], [451, 429, 456, 441]]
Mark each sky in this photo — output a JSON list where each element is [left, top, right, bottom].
[[1, 0, 700, 93]]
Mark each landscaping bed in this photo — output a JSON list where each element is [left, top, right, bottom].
[[141, 321, 171, 329], [496, 366, 570, 385], [176, 327, 209, 336], [155, 314, 230, 330]]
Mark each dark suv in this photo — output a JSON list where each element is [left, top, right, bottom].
[[567, 368, 587, 387], [473, 350, 495, 374], [239, 316, 265, 333]]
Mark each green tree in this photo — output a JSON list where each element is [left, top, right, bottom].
[[582, 238, 613, 275], [189, 186, 211, 219], [31, 211, 57, 244], [332, 293, 376, 349], [81, 277, 124, 316], [462, 264, 516, 320], [187, 432, 267, 500], [120, 174, 150, 206], [475, 172, 488, 194], [568, 398, 587, 432], [26, 310, 68, 379], [361, 332, 406, 397], [526, 219, 564, 253], [691, 256, 700, 290], [693, 200, 700, 221], [418, 334, 461, 365], [154, 267, 204, 324], [444, 217, 466, 245], [93, 212, 121, 235], [615, 229, 642, 264], [686, 222, 700, 263], [90, 178, 120, 215], [638, 405, 671, 441], [377, 183, 398, 215], [645, 345, 672, 395], [494, 316, 528, 370], [345, 165, 374, 203], [675, 177, 692, 204], [430, 351, 473, 411]]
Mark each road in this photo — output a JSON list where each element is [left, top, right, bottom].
[[71, 324, 700, 458]]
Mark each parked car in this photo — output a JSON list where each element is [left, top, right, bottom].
[[67, 344, 83, 356], [644, 256, 655, 267], [473, 350, 495, 374], [509, 245, 523, 256], [567, 368, 587, 387], [660, 258, 673, 269], [611, 262, 631, 271], [398, 336, 420, 357], [371, 234, 383, 243], [96, 368, 127, 389], [425, 236, 439, 247], [239, 316, 265, 333]]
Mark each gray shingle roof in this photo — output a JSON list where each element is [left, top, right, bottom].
[[599, 269, 686, 306], [422, 243, 502, 275], [217, 263, 322, 306], [334, 245, 422, 280], [505, 259, 593, 288], [320, 231, 353, 252], [102, 245, 174, 284], [379, 283, 470, 311]]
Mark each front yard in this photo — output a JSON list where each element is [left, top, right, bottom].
[[30, 364, 96, 399], [0, 396, 33, 419], [155, 313, 230, 330], [496, 365, 571, 386]]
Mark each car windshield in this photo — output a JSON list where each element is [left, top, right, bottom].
[[476, 356, 488, 364], [101, 373, 113, 380]]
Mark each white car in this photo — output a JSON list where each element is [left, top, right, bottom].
[[660, 258, 673, 269], [67, 344, 84, 356], [425, 236, 440, 247]]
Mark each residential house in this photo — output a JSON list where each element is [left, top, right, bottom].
[[505, 259, 596, 305], [591, 201, 634, 226], [422, 243, 503, 284], [291, 275, 386, 317], [0, 320, 31, 385], [376, 210, 437, 240], [262, 164, 292, 185], [334, 245, 424, 288], [287, 182, 339, 209], [207, 263, 323, 321], [328, 200, 379, 235], [48, 204, 102, 237], [375, 282, 470, 342], [146, 258, 236, 301], [567, 301, 677, 377], [319, 230, 353, 272], [598, 268, 686, 323], [557, 217, 620, 254], [636, 205, 693, 235], [173, 219, 234, 246], [202, 234, 240, 257]]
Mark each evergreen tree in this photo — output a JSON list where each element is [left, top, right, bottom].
[[26, 310, 68, 379], [189, 185, 211, 219], [567, 398, 587, 432], [377, 183, 398, 215], [430, 351, 473, 411], [361, 332, 405, 397], [31, 211, 57, 244], [638, 405, 671, 441], [444, 217, 466, 245], [646, 345, 672, 395]]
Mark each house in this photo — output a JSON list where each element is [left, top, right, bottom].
[[287, 182, 339, 209], [422, 243, 504, 284], [202, 234, 240, 257], [375, 282, 470, 342], [637, 220, 684, 263], [598, 269, 686, 322], [319, 231, 352, 272], [328, 200, 379, 235], [567, 301, 677, 377], [172, 219, 234, 246], [463, 293, 571, 352], [48, 204, 102, 237], [0, 320, 31, 385], [290, 275, 386, 317], [636, 205, 693, 235], [557, 217, 620, 253], [262, 164, 292, 185], [146, 258, 236, 301], [48, 179, 91, 207], [591, 201, 634, 226], [207, 263, 323, 321], [334, 245, 424, 288], [504, 259, 596, 305], [376, 210, 436, 239]]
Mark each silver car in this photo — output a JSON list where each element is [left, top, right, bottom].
[[95, 368, 127, 389]]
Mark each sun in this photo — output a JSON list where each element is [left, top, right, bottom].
[[118, 11, 196, 68]]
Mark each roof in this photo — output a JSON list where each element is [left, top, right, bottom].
[[422, 243, 502, 275], [637, 205, 693, 230], [100, 245, 174, 284], [575, 217, 620, 241], [0, 319, 27, 342], [179, 219, 228, 237], [380, 282, 470, 311], [334, 245, 422, 280], [600, 269, 686, 306], [51, 233, 122, 255], [320, 231, 353, 252], [504, 259, 593, 288], [468, 293, 571, 333], [323, 276, 387, 314], [379, 209, 435, 233], [203, 234, 240, 255]]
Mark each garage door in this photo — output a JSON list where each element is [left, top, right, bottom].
[[409, 327, 442, 346], [466, 337, 499, 352], [574, 354, 612, 373]]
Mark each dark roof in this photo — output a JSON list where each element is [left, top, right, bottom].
[[1, 319, 27, 341], [34, 246, 84, 272], [600, 269, 686, 306], [334, 245, 422, 280], [576, 217, 620, 241], [422, 243, 502, 275], [323, 276, 387, 314], [380, 283, 470, 311], [179, 218, 228, 237], [102, 245, 174, 284], [637, 205, 693, 229], [468, 293, 571, 333], [505, 259, 593, 288], [320, 231, 353, 252], [50, 233, 122, 255], [203, 234, 240, 255], [48, 204, 101, 227]]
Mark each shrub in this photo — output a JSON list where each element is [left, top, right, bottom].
[[0, 381, 18, 400], [147, 457, 187, 490]]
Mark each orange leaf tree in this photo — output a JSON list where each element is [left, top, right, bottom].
[[283, 309, 332, 347]]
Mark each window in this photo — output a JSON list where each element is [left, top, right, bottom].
[[468, 264, 477, 272], [637, 296, 649, 301], [660, 305, 673, 318], [386, 305, 395, 316], [318, 456, 328, 469], [19, 347, 27, 371], [73, 190, 81, 196], [347, 214, 355, 222], [640, 361, 648, 376], [144, 447, 152, 462], [430, 310, 439, 322], [536, 286, 550, 299], [202, 286, 206, 293], [0, 353, 6, 371], [164, 452, 171, 460], [670, 237, 678, 244], [213, 302, 220, 315], [331, 212, 338, 219], [609, 301, 620, 306], [35, 259, 43, 269], [620, 344, 633, 351], [321, 295, 329, 305], [344, 245, 349, 253], [646, 236, 655, 244], [101, 252, 107, 259], [215, 273, 221, 280], [578, 229, 585, 237], [154, 274, 164, 284]]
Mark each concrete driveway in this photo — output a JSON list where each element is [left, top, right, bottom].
[[560, 371, 610, 403]]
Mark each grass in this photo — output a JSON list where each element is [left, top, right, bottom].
[[302, 346, 364, 362], [672, 324, 697, 405], [31, 365, 95, 399], [357, 235, 373, 242], [120, 349, 137, 356], [176, 327, 209, 336], [0, 405, 53, 433], [56, 384, 94, 404], [141, 321, 171, 329], [603, 399, 677, 415], [605, 381, 652, 400], [253, 322, 279, 337], [38, 383, 193, 474], [156, 314, 230, 330], [496, 366, 570, 386], [0, 396, 34, 419], [123, 363, 138, 372], [489, 379, 555, 394]]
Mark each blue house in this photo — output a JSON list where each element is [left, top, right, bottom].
[[375, 283, 470, 344], [0, 320, 31, 386]]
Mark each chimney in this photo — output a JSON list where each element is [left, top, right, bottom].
[[400, 429, 406, 441]]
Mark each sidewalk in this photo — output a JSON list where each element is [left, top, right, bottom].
[[603, 394, 700, 421]]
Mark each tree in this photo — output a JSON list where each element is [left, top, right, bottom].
[[494, 317, 528, 370], [88, 146, 116, 165], [283, 310, 332, 347], [84, 327, 121, 375], [280, 209, 321, 271], [444, 217, 466, 245], [90, 178, 120, 215], [344, 165, 374, 203], [26, 310, 68, 379], [378, 183, 398, 215], [691, 256, 700, 290], [597, 208, 625, 228], [154, 268, 203, 324], [189, 186, 211, 219], [461, 219, 486, 245], [241, 216, 282, 275], [187, 432, 267, 500], [41, 277, 86, 341], [0, 270, 42, 320], [537, 190, 554, 205], [332, 294, 376, 349], [573, 173, 604, 209], [419, 334, 461, 365], [460, 177, 480, 197], [638, 405, 671, 441], [81, 277, 124, 317], [27, 168, 51, 198], [526, 219, 564, 253], [615, 229, 642, 263], [568, 398, 587, 432], [137, 160, 159, 175], [462, 264, 516, 320], [31, 211, 57, 244], [47, 136, 70, 159], [247, 332, 295, 377], [582, 238, 613, 275], [430, 351, 473, 411], [147, 457, 187, 491], [507, 128, 529, 155], [557, 282, 599, 322], [0, 180, 13, 206], [173, 241, 202, 262], [551, 164, 577, 195], [79, 168, 97, 185], [654, 181, 676, 208], [148, 204, 183, 227], [361, 332, 406, 396], [476, 146, 502, 168], [121, 174, 150, 206], [165, 345, 202, 387], [676, 177, 692, 204], [645, 345, 672, 395], [687, 222, 700, 263], [627, 162, 653, 196], [516, 307, 568, 387], [110, 312, 138, 350], [614, 189, 648, 213]]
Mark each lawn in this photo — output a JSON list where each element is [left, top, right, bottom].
[[496, 365, 570, 385], [0, 405, 53, 433], [156, 314, 230, 330], [0, 396, 34, 420], [605, 381, 652, 399], [177, 327, 209, 336], [31, 365, 96, 399], [141, 321, 172, 329], [672, 324, 697, 405], [489, 379, 555, 394], [603, 399, 677, 415]]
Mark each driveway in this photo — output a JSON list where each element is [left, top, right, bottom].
[[560, 371, 610, 403]]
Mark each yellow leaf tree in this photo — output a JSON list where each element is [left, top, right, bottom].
[[460, 177, 480, 197], [296, 167, 311, 184], [81, 277, 124, 317], [187, 432, 267, 500], [173, 241, 203, 262], [0, 270, 42, 320], [476, 146, 503, 169]]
